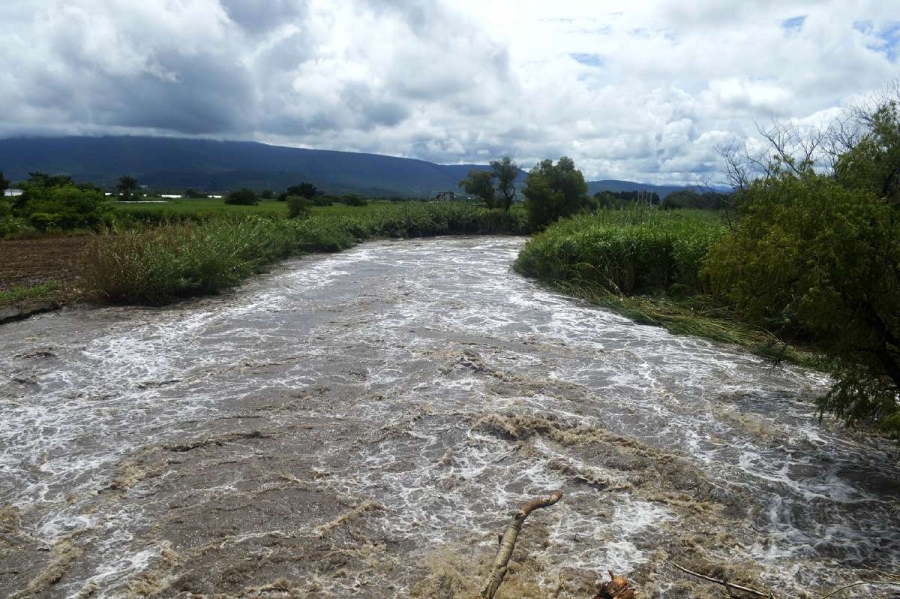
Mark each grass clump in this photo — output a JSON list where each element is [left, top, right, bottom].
[[81, 217, 301, 304], [0, 282, 63, 307], [82, 202, 529, 305], [515, 208, 724, 295]]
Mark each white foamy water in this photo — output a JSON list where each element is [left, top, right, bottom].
[[0, 237, 897, 598]]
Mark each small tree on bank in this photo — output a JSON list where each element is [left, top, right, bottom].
[[522, 156, 590, 230], [0, 172, 9, 198]]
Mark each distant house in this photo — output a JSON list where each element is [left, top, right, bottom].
[[3, 189, 23, 197], [435, 191, 455, 202]]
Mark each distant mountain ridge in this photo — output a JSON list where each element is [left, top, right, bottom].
[[0, 136, 711, 198]]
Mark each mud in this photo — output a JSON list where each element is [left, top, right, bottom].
[[0, 237, 898, 598]]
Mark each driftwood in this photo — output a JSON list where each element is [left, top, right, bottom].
[[480, 491, 563, 599], [595, 571, 636, 599], [668, 561, 769, 597], [670, 560, 900, 599]]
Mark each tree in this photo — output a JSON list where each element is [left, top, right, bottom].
[[522, 156, 589, 230], [0, 171, 9, 198], [280, 182, 318, 202], [116, 175, 140, 201], [224, 188, 258, 205], [491, 157, 519, 211], [183, 188, 208, 199], [260, 189, 275, 200], [459, 170, 496, 208], [705, 93, 900, 436]]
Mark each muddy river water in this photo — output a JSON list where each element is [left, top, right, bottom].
[[1, 237, 898, 598]]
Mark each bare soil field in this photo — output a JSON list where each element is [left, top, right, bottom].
[[0, 236, 92, 291]]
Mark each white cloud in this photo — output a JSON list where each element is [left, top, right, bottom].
[[0, 0, 897, 183]]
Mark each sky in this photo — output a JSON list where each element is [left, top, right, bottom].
[[1, 0, 898, 184]]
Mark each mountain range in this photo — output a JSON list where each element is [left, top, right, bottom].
[[0, 136, 715, 198]]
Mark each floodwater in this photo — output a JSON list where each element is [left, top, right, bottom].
[[0, 237, 897, 598]]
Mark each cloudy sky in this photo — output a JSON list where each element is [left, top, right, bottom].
[[1, 1, 898, 183]]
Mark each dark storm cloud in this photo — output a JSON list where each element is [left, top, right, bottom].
[[220, 0, 307, 35]]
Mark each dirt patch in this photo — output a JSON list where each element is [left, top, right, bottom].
[[0, 235, 92, 291]]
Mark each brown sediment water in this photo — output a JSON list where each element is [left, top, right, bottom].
[[0, 237, 897, 598]]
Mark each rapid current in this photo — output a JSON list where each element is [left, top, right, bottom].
[[1, 237, 898, 598]]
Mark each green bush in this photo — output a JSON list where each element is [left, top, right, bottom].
[[287, 196, 312, 219], [12, 182, 111, 232], [225, 188, 258, 205]]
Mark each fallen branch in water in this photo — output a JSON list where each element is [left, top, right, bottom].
[[667, 560, 769, 597], [480, 491, 563, 599], [818, 579, 900, 599], [669, 560, 900, 599]]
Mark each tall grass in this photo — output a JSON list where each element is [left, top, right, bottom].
[[82, 203, 529, 304], [514, 208, 725, 295]]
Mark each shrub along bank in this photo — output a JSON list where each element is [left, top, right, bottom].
[[81, 202, 529, 305]]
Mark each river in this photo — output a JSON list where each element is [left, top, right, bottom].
[[1, 237, 897, 598]]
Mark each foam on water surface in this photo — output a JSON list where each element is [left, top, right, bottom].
[[0, 236, 897, 598]]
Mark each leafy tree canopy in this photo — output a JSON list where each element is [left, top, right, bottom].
[[491, 157, 519, 211], [522, 156, 589, 230], [116, 175, 140, 200], [705, 96, 900, 436], [225, 188, 258, 205], [459, 170, 496, 208]]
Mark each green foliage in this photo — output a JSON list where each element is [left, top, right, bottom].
[[116, 175, 140, 200], [516, 208, 724, 295], [491, 157, 519, 211], [183, 188, 208, 199], [703, 170, 900, 434], [661, 190, 730, 210], [287, 195, 312, 219], [283, 182, 318, 199], [260, 189, 275, 200], [0, 171, 8, 196], [0, 282, 61, 307], [12, 174, 111, 232], [459, 170, 496, 208], [522, 156, 590, 230], [595, 189, 661, 207], [81, 202, 530, 305], [835, 101, 900, 203], [81, 217, 301, 304], [340, 194, 367, 206], [225, 188, 258, 205]]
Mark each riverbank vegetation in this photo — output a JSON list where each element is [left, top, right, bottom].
[[80, 202, 528, 304], [516, 93, 900, 436]]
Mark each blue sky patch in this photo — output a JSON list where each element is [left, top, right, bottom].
[[782, 16, 806, 32], [570, 53, 605, 67], [855, 20, 900, 61]]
